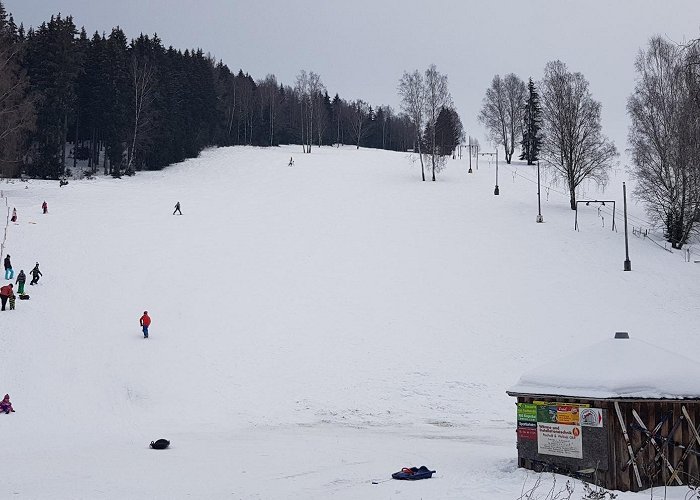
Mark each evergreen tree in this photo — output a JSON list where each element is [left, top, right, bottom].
[[519, 77, 541, 165], [25, 15, 80, 178], [102, 27, 130, 176], [7, 6, 414, 178], [434, 107, 463, 156], [76, 32, 107, 173]]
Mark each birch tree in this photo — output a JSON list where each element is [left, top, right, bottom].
[[295, 69, 324, 153], [349, 99, 369, 149], [478, 73, 526, 164], [628, 37, 700, 248], [398, 70, 427, 181], [424, 64, 452, 181], [307, 72, 325, 150], [127, 36, 157, 172], [540, 60, 618, 210]]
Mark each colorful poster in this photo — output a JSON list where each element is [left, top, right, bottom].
[[517, 403, 537, 422], [536, 405, 558, 424], [555, 406, 580, 425], [537, 423, 583, 459], [579, 407, 603, 427], [518, 421, 537, 441], [534, 404, 581, 425]]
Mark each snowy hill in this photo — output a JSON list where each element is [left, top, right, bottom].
[[1, 145, 699, 499]]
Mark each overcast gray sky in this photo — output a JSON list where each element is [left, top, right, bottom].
[[7, 0, 700, 155]]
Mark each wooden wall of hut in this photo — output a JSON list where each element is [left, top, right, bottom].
[[515, 396, 700, 493]]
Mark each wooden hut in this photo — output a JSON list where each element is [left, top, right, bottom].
[[506, 332, 700, 492]]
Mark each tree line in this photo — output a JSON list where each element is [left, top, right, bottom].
[[479, 38, 700, 250], [397, 64, 464, 181], [478, 63, 618, 212], [0, 3, 460, 180]]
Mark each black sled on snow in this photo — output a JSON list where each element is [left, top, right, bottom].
[[150, 439, 170, 449], [392, 466, 436, 480]]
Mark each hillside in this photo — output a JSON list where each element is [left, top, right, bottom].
[[1, 145, 698, 499]]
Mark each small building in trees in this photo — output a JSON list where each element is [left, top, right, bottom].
[[507, 332, 700, 492]]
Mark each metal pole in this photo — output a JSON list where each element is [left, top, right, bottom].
[[536, 161, 543, 223], [468, 145, 472, 173], [623, 182, 632, 271], [476, 145, 479, 170], [494, 149, 499, 195]]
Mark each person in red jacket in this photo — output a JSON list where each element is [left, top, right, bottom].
[[140, 311, 151, 338], [42, 201, 48, 214], [0, 283, 13, 311]]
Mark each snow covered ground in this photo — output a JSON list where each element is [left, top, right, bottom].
[[1, 145, 699, 499]]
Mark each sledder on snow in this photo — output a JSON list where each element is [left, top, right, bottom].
[[1, 394, 15, 414]]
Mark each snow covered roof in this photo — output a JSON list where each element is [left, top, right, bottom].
[[508, 334, 700, 400]]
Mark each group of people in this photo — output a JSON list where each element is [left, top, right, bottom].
[[1, 202, 50, 415], [2, 254, 42, 311], [9, 202, 48, 223]]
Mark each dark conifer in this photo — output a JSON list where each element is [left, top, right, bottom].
[[520, 78, 541, 165]]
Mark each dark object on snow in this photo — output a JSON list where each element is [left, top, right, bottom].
[[150, 439, 170, 449], [1, 394, 15, 414], [392, 466, 436, 480], [19, 294, 29, 300]]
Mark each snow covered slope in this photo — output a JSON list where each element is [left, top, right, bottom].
[[1, 145, 698, 499]]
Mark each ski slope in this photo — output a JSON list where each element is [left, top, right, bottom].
[[1, 145, 699, 499]]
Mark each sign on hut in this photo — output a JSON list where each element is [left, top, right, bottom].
[[507, 332, 700, 492]]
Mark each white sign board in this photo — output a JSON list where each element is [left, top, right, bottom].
[[579, 408, 603, 427], [537, 422, 583, 459]]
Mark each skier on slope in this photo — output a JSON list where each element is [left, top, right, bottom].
[[140, 311, 151, 339], [29, 263, 42, 285], [42, 201, 48, 214], [10, 208, 16, 222], [173, 202, 182, 215]]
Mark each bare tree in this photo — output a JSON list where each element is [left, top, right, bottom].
[[295, 70, 325, 153], [127, 46, 157, 172], [307, 72, 324, 151], [398, 69, 427, 181], [348, 99, 369, 149], [628, 37, 700, 248], [478, 73, 526, 164], [294, 70, 308, 151], [424, 64, 452, 181], [540, 60, 618, 210], [0, 27, 35, 177]]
